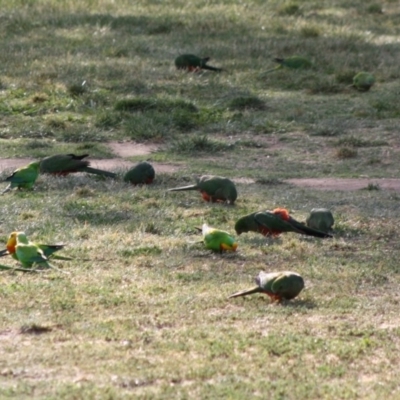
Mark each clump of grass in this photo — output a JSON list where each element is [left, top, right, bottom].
[[366, 4, 383, 14], [104, 47, 129, 58], [169, 135, 233, 154], [300, 25, 320, 38], [335, 147, 358, 159], [24, 139, 53, 150], [227, 96, 266, 111], [278, 2, 301, 16], [67, 82, 88, 97], [256, 177, 285, 185], [95, 111, 123, 129], [310, 127, 344, 137], [335, 70, 357, 85], [115, 97, 197, 113]]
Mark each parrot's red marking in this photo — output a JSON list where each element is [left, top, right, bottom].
[[145, 177, 154, 184], [201, 191, 211, 202], [272, 208, 290, 221], [6, 235, 17, 254]]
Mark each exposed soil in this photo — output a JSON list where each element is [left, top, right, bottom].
[[1, 141, 400, 190]]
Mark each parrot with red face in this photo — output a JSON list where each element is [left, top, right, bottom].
[[235, 208, 332, 238]]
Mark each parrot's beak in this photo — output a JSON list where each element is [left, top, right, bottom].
[[221, 243, 238, 252]]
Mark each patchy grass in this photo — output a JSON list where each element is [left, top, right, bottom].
[[1, 0, 400, 398]]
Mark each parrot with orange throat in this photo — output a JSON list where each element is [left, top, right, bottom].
[[235, 208, 332, 238], [1, 231, 71, 262], [7, 232, 67, 272], [229, 271, 304, 302], [202, 224, 238, 253], [168, 175, 237, 205]]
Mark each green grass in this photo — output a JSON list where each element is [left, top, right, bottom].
[[1, 0, 400, 398]]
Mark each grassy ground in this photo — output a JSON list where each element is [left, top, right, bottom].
[[1, 0, 400, 398]]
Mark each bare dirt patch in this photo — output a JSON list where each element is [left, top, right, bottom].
[[286, 178, 400, 191]]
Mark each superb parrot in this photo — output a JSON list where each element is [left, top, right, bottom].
[[2, 161, 40, 194], [234, 208, 332, 238], [263, 55, 312, 75], [175, 54, 222, 72], [1, 231, 72, 262], [39, 154, 116, 178], [124, 162, 155, 185], [10, 232, 66, 271], [202, 224, 238, 253], [168, 175, 237, 205], [306, 208, 334, 233], [353, 72, 375, 91], [229, 271, 304, 302]]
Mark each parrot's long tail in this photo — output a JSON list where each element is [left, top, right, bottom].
[[228, 286, 262, 298], [1, 184, 11, 194], [202, 65, 223, 72], [82, 167, 117, 178], [167, 184, 198, 192], [291, 221, 333, 238], [261, 66, 280, 75]]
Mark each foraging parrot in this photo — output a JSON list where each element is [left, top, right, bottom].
[[353, 72, 375, 91], [263, 55, 312, 74], [1, 231, 72, 262], [234, 208, 332, 238], [175, 54, 222, 72], [124, 162, 155, 185], [39, 154, 116, 178], [229, 271, 304, 302], [202, 224, 238, 253], [2, 161, 40, 194], [168, 175, 237, 204], [9, 232, 65, 271], [306, 208, 334, 233]]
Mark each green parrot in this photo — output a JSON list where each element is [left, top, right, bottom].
[[175, 54, 222, 72], [229, 271, 304, 302], [202, 224, 238, 252], [10, 232, 67, 272], [263, 55, 312, 75], [168, 175, 237, 205], [124, 162, 155, 185], [306, 208, 334, 233], [235, 208, 332, 238], [1, 231, 72, 262], [353, 72, 375, 91], [2, 161, 40, 194], [39, 154, 116, 178]]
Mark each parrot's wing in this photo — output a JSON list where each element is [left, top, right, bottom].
[[254, 212, 304, 233]]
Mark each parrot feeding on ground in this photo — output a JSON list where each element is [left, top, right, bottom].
[[124, 162, 155, 185], [306, 208, 334, 233], [235, 208, 332, 238], [229, 271, 304, 302], [175, 54, 222, 72], [263, 55, 312, 75], [39, 154, 116, 178], [168, 175, 237, 204], [8, 231, 67, 271], [1, 231, 72, 262], [202, 224, 238, 253], [2, 161, 40, 194], [353, 72, 375, 92]]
